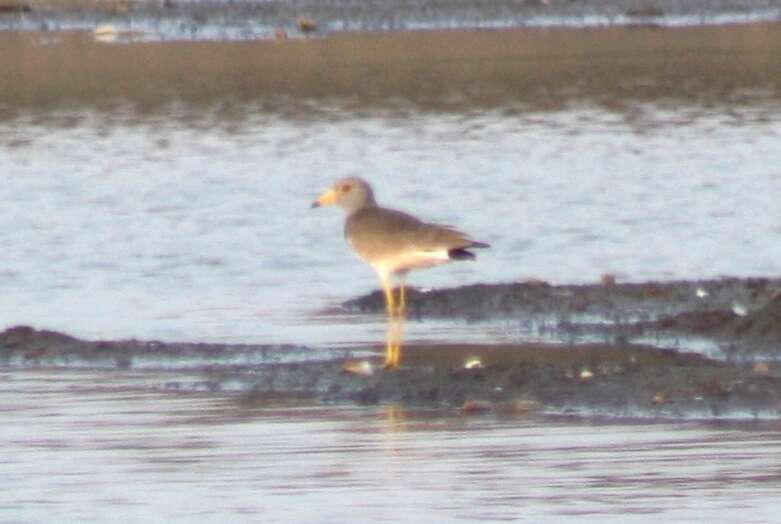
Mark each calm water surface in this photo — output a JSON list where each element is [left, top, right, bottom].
[[2, 369, 781, 523], [2, 103, 781, 346]]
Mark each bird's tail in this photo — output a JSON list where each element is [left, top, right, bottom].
[[448, 248, 475, 260]]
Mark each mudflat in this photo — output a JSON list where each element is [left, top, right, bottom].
[[3, 277, 781, 419], [2, 22, 781, 113]]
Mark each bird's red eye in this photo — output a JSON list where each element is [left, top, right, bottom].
[[341, 184, 351, 193]]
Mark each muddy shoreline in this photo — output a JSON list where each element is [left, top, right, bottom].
[[3, 21, 781, 115], [3, 276, 781, 419], [345, 276, 781, 358]]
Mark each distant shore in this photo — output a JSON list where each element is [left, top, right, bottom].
[[2, 21, 781, 115], [2, 0, 779, 35]]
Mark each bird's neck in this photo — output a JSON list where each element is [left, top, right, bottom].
[[346, 201, 378, 217]]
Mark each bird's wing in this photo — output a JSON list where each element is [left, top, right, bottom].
[[346, 207, 478, 256]]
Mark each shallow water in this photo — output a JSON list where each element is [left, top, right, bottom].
[[2, 102, 781, 346], [2, 369, 781, 523]]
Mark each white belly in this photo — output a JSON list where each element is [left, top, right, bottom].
[[365, 249, 451, 276]]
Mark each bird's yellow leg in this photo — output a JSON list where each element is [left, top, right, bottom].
[[389, 280, 406, 367], [397, 283, 406, 318], [384, 323, 398, 368], [381, 276, 398, 368], [380, 276, 408, 368], [390, 312, 404, 367], [382, 277, 396, 319]]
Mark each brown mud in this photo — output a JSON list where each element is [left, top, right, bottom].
[[2, 22, 781, 115], [3, 277, 781, 419]]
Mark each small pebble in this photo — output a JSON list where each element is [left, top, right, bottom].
[[496, 399, 540, 414], [297, 16, 317, 34], [600, 273, 616, 286], [732, 303, 748, 316], [753, 362, 770, 376], [273, 27, 287, 40], [464, 357, 483, 370], [461, 399, 493, 414], [93, 24, 119, 43], [342, 360, 374, 376]]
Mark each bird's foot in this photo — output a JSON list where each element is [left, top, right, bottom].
[[382, 360, 399, 370]]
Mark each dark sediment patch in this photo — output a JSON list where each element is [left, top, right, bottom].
[[0, 1, 31, 13], [0, 324, 356, 370], [3, 317, 781, 419], [729, 293, 781, 338], [640, 302, 780, 339], [343, 277, 781, 319], [343, 277, 781, 357], [329, 343, 781, 419]]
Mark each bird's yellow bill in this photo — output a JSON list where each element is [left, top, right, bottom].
[[311, 187, 338, 208]]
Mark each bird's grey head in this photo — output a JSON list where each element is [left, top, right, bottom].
[[311, 177, 377, 214]]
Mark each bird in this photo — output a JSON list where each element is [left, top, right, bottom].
[[296, 16, 318, 36], [312, 177, 488, 368]]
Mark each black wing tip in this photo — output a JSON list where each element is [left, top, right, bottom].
[[448, 247, 477, 260], [449, 240, 489, 260]]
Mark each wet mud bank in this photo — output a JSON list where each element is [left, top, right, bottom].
[[4, 277, 781, 419], [2, 328, 780, 419], [345, 276, 781, 358]]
